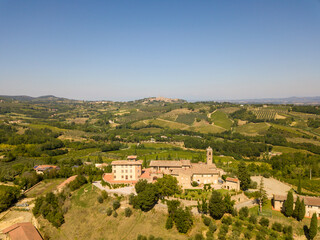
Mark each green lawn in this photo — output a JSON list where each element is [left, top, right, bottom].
[[235, 122, 270, 136]]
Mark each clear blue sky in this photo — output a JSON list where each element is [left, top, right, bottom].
[[0, 0, 319, 101]]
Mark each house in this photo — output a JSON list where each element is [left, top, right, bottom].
[[273, 194, 320, 218], [103, 156, 143, 184], [33, 165, 59, 174], [224, 177, 240, 191], [2, 222, 43, 240]]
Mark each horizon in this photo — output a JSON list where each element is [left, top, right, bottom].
[[1, 1, 320, 101]]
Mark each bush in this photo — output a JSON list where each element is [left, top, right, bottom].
[[113, 211, 118, 218], [101, 191, 108, 199], [125, 207, 132, 217], [113, 200, 120, 210], [259, 217, 269, 227], [106, 207, 112, 216], [249, 214, 257, 224], [244, 230, 252, 239], [283, 225, 293, 235], [271, 222, 282, 232], [221, 216, 232, 225], [191, 181, 199, 187], [239, 207, 249, 219], [209, 221, 217, 233], [97, 196, 103, 204], [202, 215, 212, 226], [129, 193, 135, 205], [247, 223, 254, 231], [165, 216, 173, 229]]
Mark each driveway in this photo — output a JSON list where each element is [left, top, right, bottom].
[[251, 176, 292, 198]]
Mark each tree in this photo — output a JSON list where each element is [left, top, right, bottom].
[[293, 196, 300, 219], [224, 193, 235, 214], [284, 191, 294, 217], [201, 198, 208, 214], [113, 200, 120, 210], [237, 162, 251, 190], [209, 191, 225, 219], [143, 157, 148, 168], [134, 184, 159, 212], [258, 177, 268, 207], [298, 176, 302, 194], [155, 175, 181, 198], [298, 199, 305, 221], [239, 207, 249, 220], [165, 216, 174, 229], [135, 179, 148, 194], [309, 213, 318, 239], [124, 207, 132, 217], [173, 207, 193, 233]]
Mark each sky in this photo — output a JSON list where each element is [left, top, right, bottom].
[[0, 1, 320, 101]]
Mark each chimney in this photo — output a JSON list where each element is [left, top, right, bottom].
[[207, 147, 212, 165]]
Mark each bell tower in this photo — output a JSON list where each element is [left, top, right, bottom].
[[207, 146, 212, 165]]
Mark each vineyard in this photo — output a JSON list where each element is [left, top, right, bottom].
[[251, 107, 288, 120]]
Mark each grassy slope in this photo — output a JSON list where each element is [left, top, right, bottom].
[[38, 184, 206, 240], [211, 110, 233, 130], [235, 122, 270, 136]]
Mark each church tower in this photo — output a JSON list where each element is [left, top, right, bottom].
[[207, 146, 213, 165]]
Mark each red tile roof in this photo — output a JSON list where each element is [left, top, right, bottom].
[[57, 175, 77, 191], [139, 168, 152, 179], [111, 160, 142, 165], [226, 177, 239, 183], [2, 222, 43, 240]]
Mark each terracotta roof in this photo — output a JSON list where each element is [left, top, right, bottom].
[[139, 168, 152, 179], [111, 160, 142, 166], [226, 177, 239, 183], [2, 222, 43, 240], [127, 155, 137, 159], [34, 165, 59, 171], [149, 160, 182, 167], [170, 164, 219, 176], [57, 175, 77, 191], [273, 194, 320, 207], [180, 160, 191, 166], [103, 173, 114, 182]]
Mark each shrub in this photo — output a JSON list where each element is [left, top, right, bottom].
[[97, 196, 103, 204], [247, 223, 254, 231], [283, 225, 293, 236], [244, 230, 252, 239], [191, 181, 199, 187], [221, 216, 232, 225], [113, 211, 118, 218], [106, 207, 112, 216], [125, 207, 132, 217], [202, 215, 212, 226], [270, 231, 279, 239], [101, 191, 108, 199], [271, 222, 282, 232], [239, 207, 249, 220], [259, 217, 269, 227], [249, 214, 257, 224], [208, 222, 217, 233], [165, 216, 173, 229], [113, 200, 120, 210], [129, 193, 135, 205]]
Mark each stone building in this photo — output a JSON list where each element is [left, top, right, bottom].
[[224, 177, 240, 191], [273, 194, 320, 218]]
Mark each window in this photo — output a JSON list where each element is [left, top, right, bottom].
[[122, 175, 124, 179], [114, 170, 116, 173], [130, 169, 132, 173], [125, 170, 128, 173], [121, 170, 124, 173], [130, 175, 132, 179], [126, 175, 128, 180]]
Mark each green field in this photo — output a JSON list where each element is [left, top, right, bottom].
[[235, 122, 270, 136], [211, 110, 233, 130], [25, 179, 66, 198]]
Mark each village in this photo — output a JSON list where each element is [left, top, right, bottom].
[[2, 146, 320, 240]]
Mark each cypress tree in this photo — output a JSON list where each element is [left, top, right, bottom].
[[298, 177, 302, 194], [297, 199, 305, 221], [309, 213, 318, 240], [293, 197, 300, 219], [284, 191, 294, 217], [202, 199, 208, 214], [208, 191, 225, 220]]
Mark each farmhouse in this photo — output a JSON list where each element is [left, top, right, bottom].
[[103, 156, 143, 184], [149, 147, 225, 188], [33, 165, 59, 174], [2, 222, 43, 240], [224, 177, 240, 191], [273, 194, 320, 218]]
